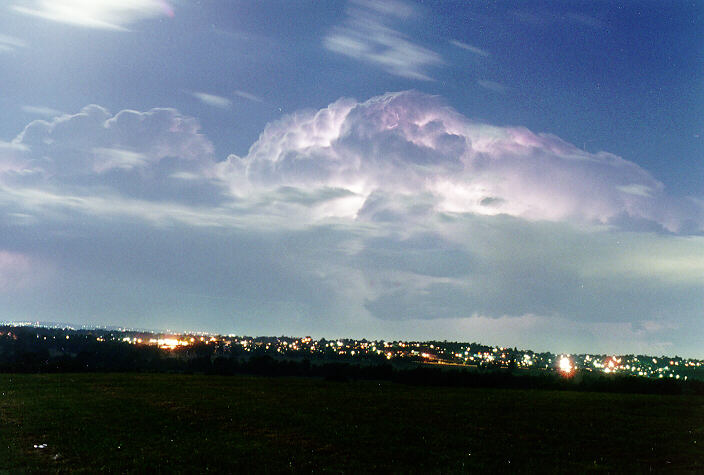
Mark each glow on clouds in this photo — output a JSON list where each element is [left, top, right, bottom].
[[12, 0, 174, 31], [222, 91, 699, 233], [0, 250, 44, 291], [4, 91, 697, 233], [0, 91, 702, 355]]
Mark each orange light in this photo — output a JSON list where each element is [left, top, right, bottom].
[[558, 356, 573, 375]]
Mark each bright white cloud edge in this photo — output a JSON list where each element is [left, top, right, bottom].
[[11, 0, 174, 31]]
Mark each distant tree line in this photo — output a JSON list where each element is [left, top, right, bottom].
[[0, 326, 702, 396]]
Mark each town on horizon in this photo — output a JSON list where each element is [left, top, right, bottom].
[[3, 320, 702, 382]]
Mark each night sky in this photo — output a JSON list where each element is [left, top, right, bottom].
[[0, 1, 702, 357]]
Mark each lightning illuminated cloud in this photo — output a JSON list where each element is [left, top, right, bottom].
[[220, 90, 701, 233], [1, 91, 702, 356]]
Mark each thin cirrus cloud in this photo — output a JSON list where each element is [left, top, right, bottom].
[[324, 0, 443, 81], [0, 33, 27, 52], [234, 90, 264, 103], [21, 105, 62, 117], [91, 147, 149, 173], [190, 92, 232, 109], [11, 0, 174, 31], [450, 40, 489, 57], [1, 92, 702, 356]]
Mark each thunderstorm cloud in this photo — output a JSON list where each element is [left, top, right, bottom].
[[1, 91, 702, 355]]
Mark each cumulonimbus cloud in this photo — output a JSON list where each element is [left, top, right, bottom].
[[1, 92, 702, 356], [220, 90, 702, 234]]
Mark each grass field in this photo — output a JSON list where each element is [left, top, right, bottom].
[[0, 373, 702, 472]]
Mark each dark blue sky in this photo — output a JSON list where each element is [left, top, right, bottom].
[[0, 1, 702, 356]]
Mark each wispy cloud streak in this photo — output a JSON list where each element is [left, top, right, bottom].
[[324, 0, 442, 80], [234, 90, 264, 103], [21, 105, 61, 117], [450, 40, 489, 57], [0, 33, 27, 52], [191, 92, 232, 109]]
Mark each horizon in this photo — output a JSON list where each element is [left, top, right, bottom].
[[4, 320, 703, 360], [0, 2, 702, 358], [3, 319, 704, 385]]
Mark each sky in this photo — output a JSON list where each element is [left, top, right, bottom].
[[0, 0, 702, 357]]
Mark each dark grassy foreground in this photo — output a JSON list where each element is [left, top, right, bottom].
[[0, 374, 702, 473]]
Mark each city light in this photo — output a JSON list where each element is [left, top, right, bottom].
[[558, 356, 573, 375], [2, 322, 701, 382]]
